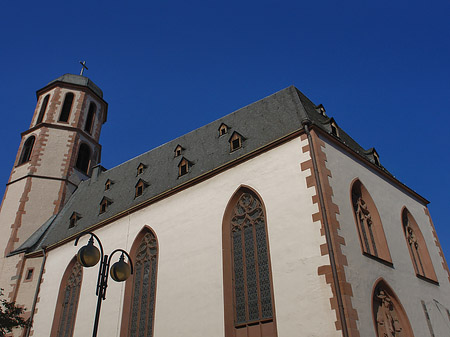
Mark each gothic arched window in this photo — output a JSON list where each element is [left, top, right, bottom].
[[222, 188, 277, 337], [75, 143, 91, 174], [401, 208, 437, 282], [121, 228, 158, 337], [18, 136, 35, 165], [351, 179, 392, 263], [59, 92, 74, 122], [50, 258, 83, 337], [84, 102, 96, 134], [36, 94, 50, 125], [372, 279, 415, 337]]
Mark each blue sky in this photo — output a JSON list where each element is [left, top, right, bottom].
[[0, 1, 449, 260]]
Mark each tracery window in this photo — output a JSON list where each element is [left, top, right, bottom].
[[121, 229, 158, 337], [59, 92, 74, 122], [18, 136, 35, 165], [36, 94, 49, 125], [351, 179, 391, 263], [50, 259, 83, 337], [84, 102, 96, 134], [372, 280, 414, 337], [223, 188, 277, 337], [401, 208, 437, 282]]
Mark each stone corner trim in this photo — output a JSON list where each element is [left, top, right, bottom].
[[300, 129, 360, 337], [424, 207, 450, 284]]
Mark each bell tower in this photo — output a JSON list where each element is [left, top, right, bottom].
[[0, 74, 108, 256]]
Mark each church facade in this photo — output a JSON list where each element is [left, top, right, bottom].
[[0, 74, 449, 337]]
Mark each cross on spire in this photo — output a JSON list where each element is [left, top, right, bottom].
[[79, 61, 88, 76]]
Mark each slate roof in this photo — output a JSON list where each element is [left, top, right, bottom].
[[19, 85, 391, 254], [37, 74, 104, 99]]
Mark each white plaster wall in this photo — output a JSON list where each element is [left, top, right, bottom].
[[33, 137, 340, 337], [320, 135, 450, 336]]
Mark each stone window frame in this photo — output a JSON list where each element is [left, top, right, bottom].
[[371, 278, 415, 337], [23, 268, 35, 283], [50, 258, 83, 337], [120, 227, 159, 337], [350, 178, 392, 264], [401, 207, 438, 283], [222, 186, 278, 337], [84, 102, 97, 134], [58, 92, 74, 123], [18, 135, 36, 166], [75, 143, 92, 175], [36, 94, 50, 125]]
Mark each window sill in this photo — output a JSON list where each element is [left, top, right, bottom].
[[417, 274, 439, 286], [362, 252, 394, 268]]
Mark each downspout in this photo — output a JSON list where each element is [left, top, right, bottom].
[[303, 122, 349, 337], [25, 247, 47, 337]]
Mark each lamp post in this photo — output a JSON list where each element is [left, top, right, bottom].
[[75, 232, 133, 337]]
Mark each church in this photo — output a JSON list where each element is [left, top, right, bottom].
[[0, 73, 449, 337]]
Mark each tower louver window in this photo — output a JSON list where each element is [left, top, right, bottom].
[[59, 92, 74, 122]]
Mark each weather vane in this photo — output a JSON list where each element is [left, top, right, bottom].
[[79, 61, 88, 76]]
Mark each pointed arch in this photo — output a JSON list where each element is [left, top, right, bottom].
[[222, 186, 277, 337], [36, 94, 50, 125], [50, 257, 83, 337], [372, 278, 414, 337], [401, 207, 438, 282], [84, 102, 96, 134], [75, 143, 91, 174], [350, 179, 392, 263], [59, 92, 74, 122], [18, 135, 35, 165], [120, 226, 159, 337]]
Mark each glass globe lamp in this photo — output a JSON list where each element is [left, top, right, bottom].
[[77, 237, 101, 267], [110, 254, 131, 282]]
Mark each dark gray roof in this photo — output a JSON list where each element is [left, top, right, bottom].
[[38, 74, 103, 98], [21, 86, 391, 253]]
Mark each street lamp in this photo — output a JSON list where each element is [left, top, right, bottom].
[[74, 232, 133, 337]]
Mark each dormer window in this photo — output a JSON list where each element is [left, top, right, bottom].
[[316, 104, 326, 116], [174, 145, 184, 157], [135, 179, 149, 197], [229, 132, 244, 152], [178, 157, 191, 177], [219, 123, 229, 136], [99, 197, 112, 214], [137, 163, 146, 176], [69, 212, 82, 228], [330, 119, 339, 137], [373, 151, 380, 166], [105, 179, 113, 191]]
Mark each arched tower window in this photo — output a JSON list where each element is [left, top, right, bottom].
[[18, 136, 35, 165], [36, 94, 50, 125], [402, 208, 437, 282], [222, 187, 277, 337], [120, 228, 158, 337], [84, 102, 96, 134], [75, 143, 91, 174], [50, 258, 83, 337], [351, 179, 392, 263], [59, 92, 74, 122], [372, 279, 414, 337]]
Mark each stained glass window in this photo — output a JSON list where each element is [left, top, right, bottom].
[[230, 192, 274, 328], [51, 260, 82, 337], [128, 231, 158, 337]]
